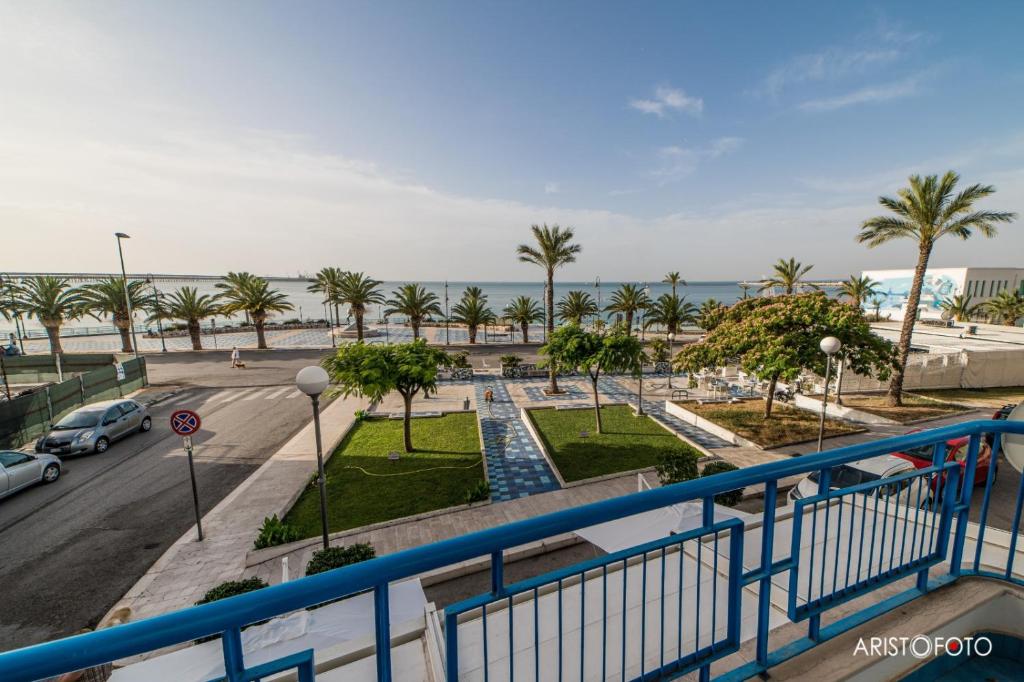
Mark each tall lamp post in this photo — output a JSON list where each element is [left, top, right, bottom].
[[444, 281, 450, 346], [114, 233, 140, 363], [297, 366, 331, 550], [667, 331, 675, 389], [816, 336, 842, 452]]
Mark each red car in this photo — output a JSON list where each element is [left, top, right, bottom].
[[892, 432, 993, 489]]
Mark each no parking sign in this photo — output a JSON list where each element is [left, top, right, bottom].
[[169, 409, 204, 541]]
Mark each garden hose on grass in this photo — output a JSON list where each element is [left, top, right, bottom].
[[342, 460, 483, 477]]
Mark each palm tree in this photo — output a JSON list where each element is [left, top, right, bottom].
[[859, 171, 1016, 405], [451, 287, 495, 344], [504, 296, 544, 343], [385, 284, 442, 340], [337, 271, 384, 341], [78, 277, 149, 353], [697, 298, 725, 331], [9, 276, 84, 354], [605, 284, 651, 335], [152, 287, 221, 350], [839, 275, 881, 309], [217, 275, 294, 349], [982, 291, 1024, 326], [663, 272, 686, 297], [307, 267, 347, 328], [557, 290, 598, 325], [940, 294, 981, 323], [517, 224, 581, 393], [759, 258, 816, 295], [218, 272, 257, 325], [643, 293, 698, 335]]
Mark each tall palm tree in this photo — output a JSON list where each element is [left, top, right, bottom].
[[605, 283, 651, 335], [839, 275, 881, 309], [697, 298, 726, 331], [337, 271, 384, 341], [151, 287, 222, 350], [9, 276, 84, 354], [451, 287, 495, 344], [859, 171, 1016, 405], [940, 294, 981, 323], [643, 293, 698, 335], [78, 277, 150, 353], [504, 296, 544, 343], [982, 291, 1024, 326], [759, 258, 816, 295], [307, 267, 347, 328], [218, 272, 257, 325], [517, 224, 581, 393], [557, 290, 598, 325], [217, 275, 293, 349], [385, 284, 442, 340], [663, 272, 686, 297]]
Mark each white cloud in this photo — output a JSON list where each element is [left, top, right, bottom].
[[544, 181, 560, 194], [629, 86, 703, 118], [652, 137, 743, 184], [798, 74, 926, 112]]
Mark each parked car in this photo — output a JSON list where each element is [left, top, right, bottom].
[[35, 399, 151, 455], [788, 455, 926, 506], [892, 432, 993, 490], [986, 404, 1017, 449], [0, 450, 62, 499]]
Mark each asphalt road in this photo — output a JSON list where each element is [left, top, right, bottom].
[[0, 353, 321, 651]]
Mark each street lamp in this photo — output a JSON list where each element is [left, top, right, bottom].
[[114, 233, 140, 363], [297, 366, 331, 550], [667, 331, 675, 389], [817, 336, 842, 452], [444, 281, 450, 346]]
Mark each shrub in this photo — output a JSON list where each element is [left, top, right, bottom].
[[353, 409, 369, 422], [648, 338, 670, 364], [656, 450, 700, 486], [195, 577, 267, 605], [253, 514, 301, 549], [465, 480, 491, 504], [700, 460, 745, 507], [500, 354, 522, 368], [451, 351, 471, 369], [305, 544, 376, 576]]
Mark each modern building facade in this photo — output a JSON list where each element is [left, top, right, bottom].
[[860, 267, 1024, 321]]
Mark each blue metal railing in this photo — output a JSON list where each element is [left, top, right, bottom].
[[0, 420, 1022, 681]]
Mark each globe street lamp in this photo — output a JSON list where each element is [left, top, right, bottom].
[[297, 366, 331, 550], [114, 233, 140, 363], [667, 331, 676, 389], [817, 336, 842, 452]]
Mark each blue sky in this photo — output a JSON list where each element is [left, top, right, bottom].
[[2, 1, 1023, 280]]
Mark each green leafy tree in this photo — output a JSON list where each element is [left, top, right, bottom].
[[323, 340, 450, 452], [385, 284, 442, 340], [605, 283, 651, 335], [9, 276, 84, 354], [983, 290, 1024, 326], [77, 277, 149, 353], [151, 287, 222, 350], [759, 257, 816, 295], [217, 274, 293, 349], [540, 325, 644, 433], [701, 461, 745, 506], [643, 293, 698, 336], [859, 171, 1016, 405], [839, 275, 881, 309], [337, 271, 385, 341], [557, 290, 598, 325], [697, 298, 726, 331], [676, 292, 897, 418], [308, 267, 347, 328], [517, 224, 581, 394], [647, 337, 670, 363], [451, 286, 496, 344], [940, 294, 981, 323], [656, 450, 699, 486], [503, 295, 544, 343], [663, 272, 686, 297]]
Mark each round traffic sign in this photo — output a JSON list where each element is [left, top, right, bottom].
[[170, 409, 202, 436]]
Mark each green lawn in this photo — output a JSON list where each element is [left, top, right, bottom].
[[528, 405, 702, 482], [684, 400, 864, 449], [834, 393, 970, 423], [284, 413, 484, 537]]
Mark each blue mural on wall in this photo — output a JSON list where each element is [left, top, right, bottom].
[[869, 274, 959, 314]]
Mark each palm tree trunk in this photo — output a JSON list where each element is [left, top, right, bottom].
[[591, 374, 603, 434], [888, 243, 932, 406], [402, 392, 414, 452], [355, 309, 364, 341], [45, 324, 63, 355], [521, 322, 529, 344], [547, 269, 560, 394], [625, 311, 634, 335], [412, 320, 420, 340], [468, 325, 477, 344], [116, 323, 133, 353], [255, 317, 267, 349], [188, 321, 202, 350], [764, 373, 780, 418]]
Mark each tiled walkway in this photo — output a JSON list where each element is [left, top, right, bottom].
[[520, 382, 585, 402], [598, 376, 733, 451], [474, 377, 560, 501]]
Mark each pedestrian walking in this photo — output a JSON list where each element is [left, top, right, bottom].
[[230, 346, 245, 369]]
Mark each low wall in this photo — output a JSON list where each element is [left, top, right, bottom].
[[791, 392, 897, 425], [663, 400, 763, 449]]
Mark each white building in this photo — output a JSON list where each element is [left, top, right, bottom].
[[860, 266, 1024, 320]]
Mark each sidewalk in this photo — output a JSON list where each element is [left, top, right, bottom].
[[107, 393, 367, 623]]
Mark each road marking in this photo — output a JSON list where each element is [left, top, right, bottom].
[[264, 387, 289, 400], [208, 390, 236, 404], [286, 389, 302, 399], [164, 393, 193, 407], [241, 388, 267, 400]]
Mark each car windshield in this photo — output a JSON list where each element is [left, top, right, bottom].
[[807, 464, 881, 489], [53, 411, 102, 430], [902, 444, 935, 460]]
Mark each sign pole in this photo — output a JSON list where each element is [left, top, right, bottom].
[[170, 409, 204, 541], [183, 435, 203, 541]]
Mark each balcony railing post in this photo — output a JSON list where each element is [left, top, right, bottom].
[[949, 434, 981, 576], [974, 434, 1002, 572], [917, 442, 946, 592], [755, 480, 778, 667], [374, 585, 392, 681], [490, 550, 504, 596], [444, 610, 460, 682], [808, 468, 831, 642], [220, 627, 245, 682]]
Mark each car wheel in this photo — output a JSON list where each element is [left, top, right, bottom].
[[140, 416, 152, 432], [94, 437, 110, 454], [42, 464, 60, 483]]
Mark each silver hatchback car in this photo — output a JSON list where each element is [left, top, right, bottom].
[[1, 450, 62, 499], [35, 399, 152, 455]]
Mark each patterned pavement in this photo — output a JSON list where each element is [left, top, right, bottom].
[[520, 382, 585, 402], [473, 377, 560, 501]]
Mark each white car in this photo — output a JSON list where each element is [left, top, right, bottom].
[[788, 455, 929, 507], [0, 450, 62, 500]]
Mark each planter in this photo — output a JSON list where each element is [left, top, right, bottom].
[[663, 400, 763, 449], [790, 392, 899, 425]]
